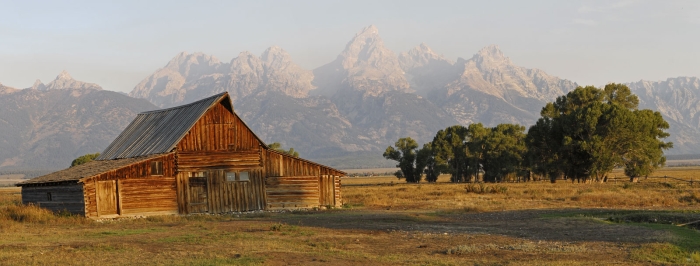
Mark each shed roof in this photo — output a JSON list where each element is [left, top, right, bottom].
[[17, 154, 167, 185], [96, 92, 265, 160]]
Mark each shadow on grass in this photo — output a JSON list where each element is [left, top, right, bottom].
[[263, 208, 682, 244]]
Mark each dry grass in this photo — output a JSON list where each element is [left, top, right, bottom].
[[1, 167, 699, 265], [342, 173, 700, 212]]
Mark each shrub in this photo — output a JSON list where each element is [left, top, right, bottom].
[[465, 184, 507, 194], [679, 192, 700, 204]]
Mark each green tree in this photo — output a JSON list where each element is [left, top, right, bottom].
[[430, 123, 491, 183], [526, 117, 563, 182], [417, 142, 439, 182], [71, 153, 100, 167], [269, 142, 299, 157], [431, 125, 469, 182], [481, 124, 527, 182], [527, 84, 672, 183], [617, 109, 672, 181], [383, 137, 423, 183], [464, 123, 491, 182]]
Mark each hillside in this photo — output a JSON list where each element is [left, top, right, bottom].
[[0, 72, 157, 170], [628, 77, 700, 154]]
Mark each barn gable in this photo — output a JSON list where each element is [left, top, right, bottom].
[[176, 99, 265, 172], [96, 92, 265, 161]]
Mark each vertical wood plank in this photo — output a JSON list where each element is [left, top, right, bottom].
[[117, 179, 123, 215]]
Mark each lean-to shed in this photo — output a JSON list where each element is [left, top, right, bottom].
[[17, 92, 345, 218]]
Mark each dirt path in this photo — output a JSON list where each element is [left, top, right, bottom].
[[273, 209, 674, 244]]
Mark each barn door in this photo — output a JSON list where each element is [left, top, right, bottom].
[[187, 172, 208, 213], [97, 180, 118, 216]]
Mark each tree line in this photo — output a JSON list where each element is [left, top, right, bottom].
[[383, 84, 672, 183]]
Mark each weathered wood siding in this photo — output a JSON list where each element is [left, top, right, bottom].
[[174, 101, 266, 214], [171, 100, 344, 213], [177, 150, 261, 172], [119, 177, 178, 215], [265, 175, 341, 209], [21, 183, 85, 215], [83, 154, 178, 218], [262, 150, 343, 208], [266, 176, 319, 209], [319, 175, 341, 207], [177, 102, 260, 153], [176, 169, 266, 214]]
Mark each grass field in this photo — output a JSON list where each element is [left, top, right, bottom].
[[1, 167, 699, 265]]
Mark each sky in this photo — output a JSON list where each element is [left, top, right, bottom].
[[0, 0, 699, 93]]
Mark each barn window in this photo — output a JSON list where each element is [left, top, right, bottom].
[[239, 171, 249, 181], [225, 171, 250, 182], [46, 192, 52, 201], [225, 172, 236, 182], [151, 161, 163, 176]]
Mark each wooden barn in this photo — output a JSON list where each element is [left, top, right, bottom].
[[17, 92, 345, 218]]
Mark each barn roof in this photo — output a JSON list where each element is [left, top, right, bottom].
[[17, 153, 168, 185], [97, 92, 265, 160]]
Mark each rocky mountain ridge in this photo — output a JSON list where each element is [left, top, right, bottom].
[[31, 70, 103, 91], [3, 26, 698, 171], [627, 77, 700, 154], [127, 25, 698, 163], [312, 25, 411, 97], [0, 72, 156, 170], [130, 46, 315, 108]]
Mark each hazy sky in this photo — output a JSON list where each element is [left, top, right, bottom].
[[1, 0, 698, 93]]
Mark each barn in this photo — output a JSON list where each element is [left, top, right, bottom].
[[17, 92, 345, 218]]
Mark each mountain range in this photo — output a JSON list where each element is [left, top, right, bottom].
[[1, 25, 699, 170], [0, 73, 156, 170]]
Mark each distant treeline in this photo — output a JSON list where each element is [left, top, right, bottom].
[[0, 169, 56, 179], [384, 84, 673, 184], [666, 154, 700, 161]]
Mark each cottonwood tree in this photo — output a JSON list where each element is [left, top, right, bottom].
[[525, 117, 563, 182], [481, 124, 527, 182], [430, 123, 492, 183], [526, 84, 672, 183], [465, 123, 490, 182], [383, 137, 425, 183], [432, 125, 469, 182], [417, 142, 439, 182]]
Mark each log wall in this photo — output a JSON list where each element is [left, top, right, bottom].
[[119, 177, 178, 215], [83, 154, 178, 218], [21, 183, 85, 215], [177, 150, 261, 172], [262, 150, 343, 208], [265, 176, 319, 209]]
